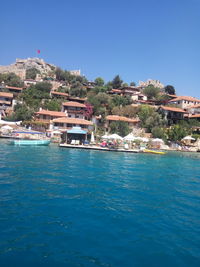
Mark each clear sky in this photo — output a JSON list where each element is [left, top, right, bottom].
[[1, 0, 200, 97]]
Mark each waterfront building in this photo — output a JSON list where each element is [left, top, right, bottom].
[[62, 101, 87, 119], [52, 117, 93, 132], [34, 109, 67, 124]]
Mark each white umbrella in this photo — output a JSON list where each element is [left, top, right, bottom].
[[0, 119, 21, 125], [91, 131, 95, 143], [109, 134, 123, 140], [124, 133, 137, 141], [140, 137, 149, 142], [152, 138, 164, 143], [101, 134, 110, 139], [182, 136, 195, 141], [1, 125, 13, 130]]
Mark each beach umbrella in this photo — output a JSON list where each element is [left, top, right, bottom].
[[152, 138, 164, 143], [1, 125, 13, 130], [109, 134, 123, 140], [182, 136, 195, 141], [0, 119, 21, 125], [134, 137, 144, 141], [101, 134, 110, 139], [140, 137, 149, 142], [91, 131, 95, 143], [123, 133, 137, 141]]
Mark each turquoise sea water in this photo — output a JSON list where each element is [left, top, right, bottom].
[[0, 140, 200, 267]]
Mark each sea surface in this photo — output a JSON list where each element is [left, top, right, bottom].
[[0, 140, 200, 267]]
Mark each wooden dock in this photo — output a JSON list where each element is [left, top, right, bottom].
[[59, 143, 139, 153]]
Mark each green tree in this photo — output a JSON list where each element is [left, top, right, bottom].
[[95, 77, 105, 87], [111, 105, 137, 118], [168, 125, 190, 142], [105, 81, 113, 91], [20, 82, 52, 110], [145, 112, 166, 132], [70, 87, 87, 98], [111, 95, 131, 107], [138, 105, 166, 132], [55, 67, 65, 81], [87, 92, 111, 116], [138, 105, 154, 127], [164, 85, 176, 95], [111, 106, 123, 116], [121, 105, 138, 118], [0, 73, 23, 87], [34, 82, 52, 93], [112, 75, 123, 89], [130, 82, 136, 86], [143, 85, 160, 100], [151, 127, 167, 141], [122, 83, 129, 87], [26, 68, 40, 79], [5, 104, 33, 121], [110, 121, 130, 137], [42, 99, 62, 111]]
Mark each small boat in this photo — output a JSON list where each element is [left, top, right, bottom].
[[143, 149, 166, 155], [10, 139, 50, 146]]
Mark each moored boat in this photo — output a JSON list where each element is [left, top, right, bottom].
[[10, 139, 50, 146], [143, 149, 166, 155]]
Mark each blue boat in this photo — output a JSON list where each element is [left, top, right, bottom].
[[10, 139, 50, 146]]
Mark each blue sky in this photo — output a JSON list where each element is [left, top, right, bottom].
[[1, 0, 200, 97]]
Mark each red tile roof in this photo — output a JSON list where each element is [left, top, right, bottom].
[[5, 85, 23, 91], [106, 115, 140, 123], [0, 92, 13, 98], [169, 96, 200, 103], [62, 101, 86, 108], [189, 114, 200, 118], [51, 91, 69, 97], [0, 100, 11, 105], [35, 110, 67, 117], [52, 117, 93, 125], [160, 106, 186, 113], [111, 89, 122, 93]]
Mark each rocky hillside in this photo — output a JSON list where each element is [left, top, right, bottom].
[[0, 58, 56, 79]]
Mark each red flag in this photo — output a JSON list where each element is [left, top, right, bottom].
[[37, 49, 41, 54]]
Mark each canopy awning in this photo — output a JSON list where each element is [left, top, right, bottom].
[[67, 127, 87, 135]]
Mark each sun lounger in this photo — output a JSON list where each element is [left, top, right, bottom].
[[75, 140, 80, 145], [71, 140, 76, 145]]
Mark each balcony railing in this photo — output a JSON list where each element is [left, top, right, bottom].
[[64, 109, 85, 114]]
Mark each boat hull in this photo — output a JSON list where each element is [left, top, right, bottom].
[[143, 149, 166, 155], [10, 140, 50, 146]]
